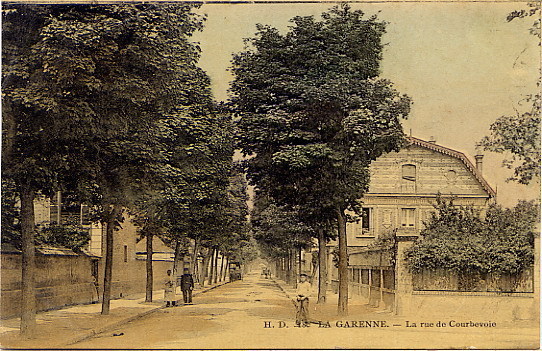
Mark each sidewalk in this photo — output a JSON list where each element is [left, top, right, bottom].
[[271, 277, 395, 324], [0, 281, 228, 349], [271, 277, 538, 334]]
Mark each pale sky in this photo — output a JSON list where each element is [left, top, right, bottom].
[[192, 2, 541, 207]]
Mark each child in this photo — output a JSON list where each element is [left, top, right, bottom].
[[164, 269, 176, 307], [295, 273, 311, 327]]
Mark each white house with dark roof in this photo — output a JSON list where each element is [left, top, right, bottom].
[[346, 136, 496, 248], [317, 136, 498, 308]]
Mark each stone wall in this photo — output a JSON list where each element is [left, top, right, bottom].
[[1, 252, 96, 319], [2, 251, 176, 319]]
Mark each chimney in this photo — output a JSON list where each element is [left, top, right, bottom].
[[428, 136, 436, 144], [474, 154, 484, 173]]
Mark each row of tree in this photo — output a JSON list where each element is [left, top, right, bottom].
[[2, 3, 253, 337]]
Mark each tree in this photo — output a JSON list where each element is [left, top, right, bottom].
[[3, 5, 77, 335], [35, 225, 90, 252], [156, 109, 235, 286], [405, 197, 538, 276], [231, 4, 410, 315], [2, 3, 210, 330], [215, 166, 252, 278], [479, 2, 541, 185], [36, 4, 210, 316], [132, 197, 166, 303], [1, 179, 21, 249]]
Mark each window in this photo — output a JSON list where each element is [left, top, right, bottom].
[[355, 208, 372, 237], [81, 204, 92, 226], [361, 208, 371, 232], [402, 164, 416, 181], [401, 208, 416, 227], [123, 245, 128, 263], [446, 170, 457, 185], [401, 164, 417, 193]]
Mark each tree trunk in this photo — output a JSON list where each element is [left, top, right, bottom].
[[285, 256, 288, 281], [213, 249, 220, 284], [292, 249, 298, 289], [337, 208, 349, 316], [208, 247, 215, 286], [283, 257, 287, 281], [223, 256, 229, 282], [218, 252, 225, 282], [191, 238, 199, 277], [200, 249, 211, 287], [285, 251, 291, 284], [318, 228, 328, 304], [20, 186, 36, 337], [173, 239, 181, 276], [145, 233, 154, 303], [101, 204, 122, 315]]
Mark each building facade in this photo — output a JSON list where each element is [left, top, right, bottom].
[[346, 136, 495, 249]]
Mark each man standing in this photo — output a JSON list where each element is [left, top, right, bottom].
[[164, 269, 176, 307], [295, 273, 311, 327], [180, 267, 194, 304]]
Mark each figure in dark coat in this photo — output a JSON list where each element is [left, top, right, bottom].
[[180, 268, 194, 304]]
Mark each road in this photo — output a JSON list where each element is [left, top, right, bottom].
[[74, 271, 539, 349]]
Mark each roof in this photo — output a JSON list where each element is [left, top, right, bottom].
[[1, 242, 21, 254], [1, 243, 89, 256], [37, 246, 79, 256], [407, 136, 496, 197]]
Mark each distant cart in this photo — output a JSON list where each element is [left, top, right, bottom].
[[229, 261, 242, 281]]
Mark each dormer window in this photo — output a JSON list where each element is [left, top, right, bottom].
[[402, 164, 416, 181], [401, 164, 417, 193]]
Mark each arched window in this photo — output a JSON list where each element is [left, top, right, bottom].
[[402, 164, 416, 181]]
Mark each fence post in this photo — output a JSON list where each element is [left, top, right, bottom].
[[368, 268, 372, 306], [359, 269, 362, 296], [379, 268, 384, 308], [394, 236, 416, 315], [533, 235, 540, 319]]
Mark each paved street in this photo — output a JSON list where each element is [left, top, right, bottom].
[[73, 271, 539, 349]]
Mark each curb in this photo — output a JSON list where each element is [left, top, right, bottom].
[[65, 281, 230, 346], [270, 278, 296, 306]]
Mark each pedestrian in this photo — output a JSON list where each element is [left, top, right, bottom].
[[92, 275, 99, 303], [294, 273, 311, 327], [180, 267, 194, 304], [164, 269, 176, 307]]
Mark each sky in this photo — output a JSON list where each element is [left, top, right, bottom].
[[191, 1, 540, 207]]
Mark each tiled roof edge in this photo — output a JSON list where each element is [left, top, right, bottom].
[[407, 136, 496, 197]]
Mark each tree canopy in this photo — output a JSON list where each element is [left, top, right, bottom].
[[479, 2, 541, 185], [1, 2, 221, 326]]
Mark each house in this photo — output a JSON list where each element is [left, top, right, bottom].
[[321, 136, 504, 312], [347, 136, 495, 248], [0, 193, 176, 318], [321, 137, 536, 320]]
